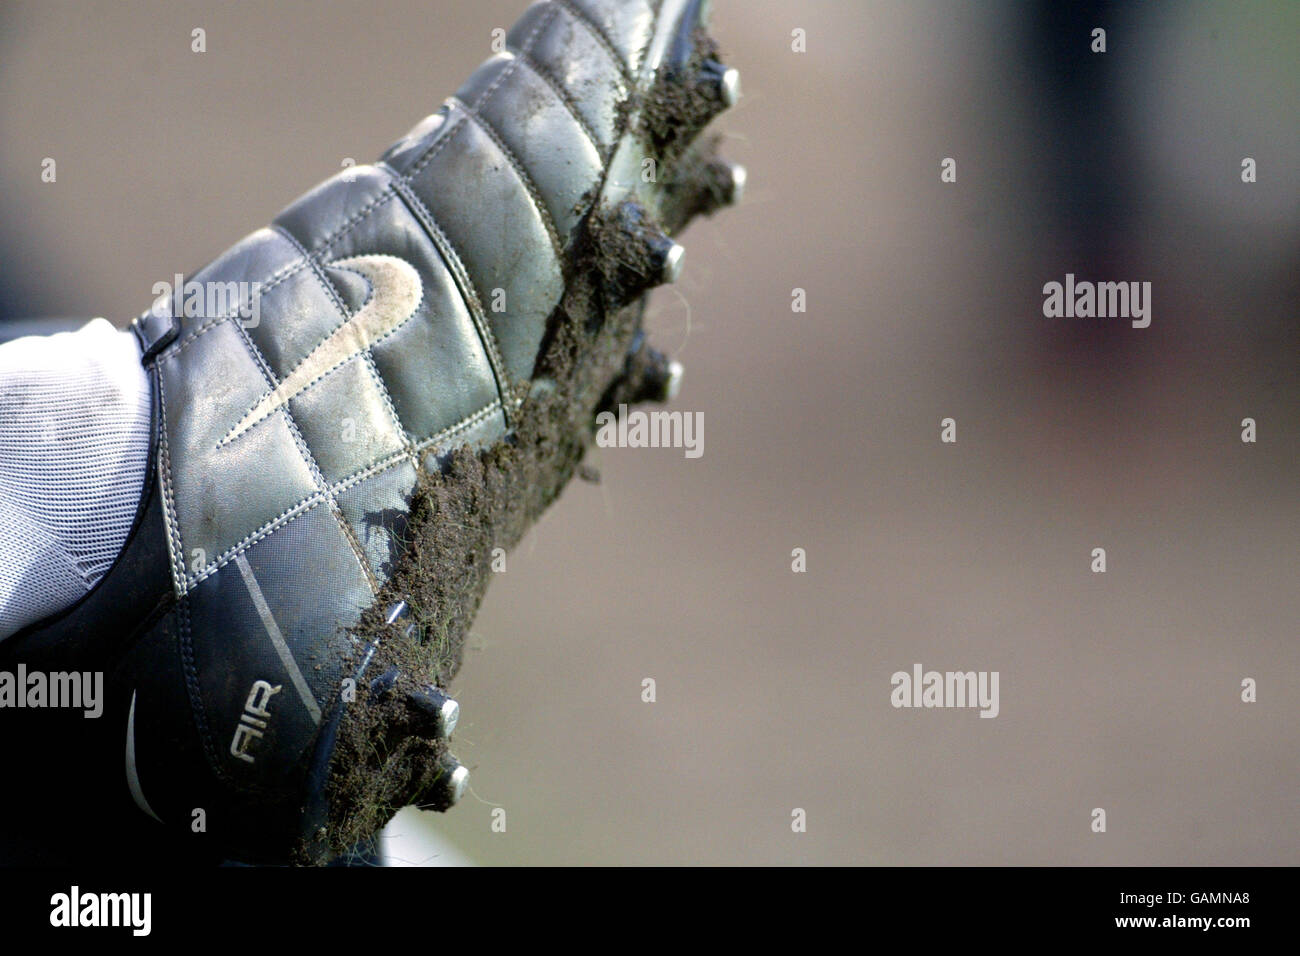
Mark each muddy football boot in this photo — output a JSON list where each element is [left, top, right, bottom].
[[0, 0, 741, 864]]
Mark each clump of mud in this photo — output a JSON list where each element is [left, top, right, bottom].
[[306, 17, 736, 864], [659, 133, 733, 231], [637, 30, 725, 165], [314, 206, 659, 860]]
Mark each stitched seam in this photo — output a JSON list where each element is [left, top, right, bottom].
[[160, 248, 317, 363], [176, 596, 234, 785], [231, 320, 328, 486], [287, 234, 419, 464], [507, 43, 610, 161], [189, 401, 500, 589], [334, 503, 380, 593], [469, 56, 522, 113], [231, 317, 381, 595], [157, 196, 506, 587], [151, 0, 632, 372], [215, 249, 426, 448], [406, 111, 470, 182], [216, 321, 421, 448], [216, 233, 376, 446], [238, 321, 381, 596], [386, 172, 510, 389], [551, 0, 634, 85], [311, 188, 399, 256], [152, 6, 549, 370], [449, 94, 565, 260], [271, 224, 381, 361], [186, 399, 502, 588], [381, 4, 552, 421], [278, 226, 424, 507], [472, 5, 555, 113], [179, 595, 273, 796], [217, 350, 351, 447], [387, 175, 515, 428], [412, 398, 504, 452], [575, 0, 661, 208], [187, 470, 372, 590], [360, 352, 422, 472], [155, 366, 188, 597]]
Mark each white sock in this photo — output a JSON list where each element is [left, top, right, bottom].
[[0, 319, 151, 639]]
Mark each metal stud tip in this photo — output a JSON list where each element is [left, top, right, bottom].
[[720, 66, 741, 107], [700, 60, 741, 108], [406, 687, 459, 739], [727, 163, 747, 205], [665, 360, 684, 401], [439, 697, 461, 737], [661, 242, 686, 284], [447, 764, 470, 805]]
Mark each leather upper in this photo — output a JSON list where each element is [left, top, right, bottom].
[[5, 0, 680, 861]]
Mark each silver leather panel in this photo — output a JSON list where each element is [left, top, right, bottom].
[[561, 0, 657, 76], [456, 54, 606, 241], [510, 2, 628, 157], [132, 0, 679, 801], [402, 100, 565, 385]]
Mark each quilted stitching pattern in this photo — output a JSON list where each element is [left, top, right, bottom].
[[138, 0, 667, 790]]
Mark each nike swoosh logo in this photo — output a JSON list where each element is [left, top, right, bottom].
[[221, 254, 422, 445], [126, 690, 163, 823]]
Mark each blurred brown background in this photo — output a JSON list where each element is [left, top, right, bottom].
[[1, 0, 1295, 864]]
